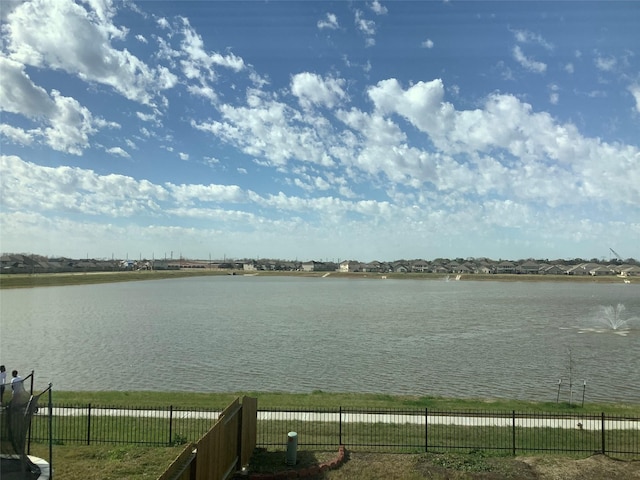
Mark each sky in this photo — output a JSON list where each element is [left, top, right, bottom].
[[1, 1, 639, 263]]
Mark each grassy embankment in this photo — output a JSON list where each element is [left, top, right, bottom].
[[0, 269, 633, 289], [51, 390, 639, 414]]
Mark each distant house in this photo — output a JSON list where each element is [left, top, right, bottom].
[[301, 261, 330, 272], [619, 265, 640, 276], [410, 260, 430, 273], [589, 266, 614, 276], [339, 261, 361, 273], [362, 261, 383, 273], [540, 264, 566, 275], [391, 262, 410, 273], [495, 261, 516, 274], [446, 261, 460, 272], [517, 261, 540, 274], [566, 263, 601, 275]]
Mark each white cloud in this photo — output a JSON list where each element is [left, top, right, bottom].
[[0, 56, 55, 117], [317, 13, 339, 30], [179, 152, 189, 161], [291, 73, 347, 109], [364, 78, 640, 207], [369, 1, 388, 15], [166, 183, 246, 205], [595, 54, 616, 72], [136, 110, 162, 126], [0, 124, 36, 145], [421, 39, 434, 49], [0, 57, 111, 155], [564, 63, 574, 74], [512, 46, 547, 73], [629, 84, 640, 113], [549, 84, 560, 105], [512, 29, 553, 50], [191, 90, 337, 168], [3, 0, 177, 106], [0, 155, 169, 217], [355, 10, 376, 36], [106, 146, 130, 158]]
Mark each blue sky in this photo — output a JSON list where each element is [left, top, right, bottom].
[[1, 1, 639, 262]]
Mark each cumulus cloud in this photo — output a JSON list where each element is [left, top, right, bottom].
[[369, 1, 388, 15], [421, 39, 434, 49], [363, 78, 639, 207], [595, 54, 616, 72], [0, 124, 36, 146], [355, 9, 376, 43], [317, 13, 339, 30], [513, 29, 553, 50], [191, 89, 337, 168], [3, 0, 177, 106], [513, 45, 547, 73], [106, 146, 130, 158], [0, 57, 111, 155], [291, 73, 347, 109], [0, 155, 169, 216]]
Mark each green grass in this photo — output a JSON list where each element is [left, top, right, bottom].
[[0, 269, 229, 288], [29, 443, 184, 480], [48, 390, 640, 415]]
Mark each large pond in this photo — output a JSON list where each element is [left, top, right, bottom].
[[1, 276, 638, 403]]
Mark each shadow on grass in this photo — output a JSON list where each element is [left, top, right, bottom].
[[247, 448, 337, 474]]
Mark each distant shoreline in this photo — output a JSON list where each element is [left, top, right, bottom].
[[0, 269, 634, 289]]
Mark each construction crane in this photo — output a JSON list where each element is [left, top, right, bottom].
[[609, 248, 623, 262]]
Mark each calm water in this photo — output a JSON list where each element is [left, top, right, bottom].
[[1, 276, 639, 403]]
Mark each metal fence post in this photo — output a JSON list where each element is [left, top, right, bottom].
[[87, 404, 92, 446], [339, 406, 342, 446], [601, 412, 606, 455], [425, 408, 428, 452], [49, 385, 53, 480], [168, 405, 173, 446], [512, 410, 516, 456]]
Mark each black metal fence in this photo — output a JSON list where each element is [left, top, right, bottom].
[[29, 405, 640, 458]]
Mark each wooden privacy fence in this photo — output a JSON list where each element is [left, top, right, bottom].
[[159, 396, 257, 480]]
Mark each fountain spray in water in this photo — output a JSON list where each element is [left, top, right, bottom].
[[572, 304, 638, 336], [599, 304, 630, 330]]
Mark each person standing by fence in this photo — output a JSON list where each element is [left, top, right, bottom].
[[10, 370, 27, 404]]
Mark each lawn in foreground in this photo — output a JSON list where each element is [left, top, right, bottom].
[[29, 444, 640, 480]]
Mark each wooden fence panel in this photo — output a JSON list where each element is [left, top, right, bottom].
[[157, 397, 258, 480], [241, 396, 258, 467], [195, 397, 240, 480]]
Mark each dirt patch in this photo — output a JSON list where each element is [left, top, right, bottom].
[[330, 452, 639, 480], [520, 454, 640, 480]]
